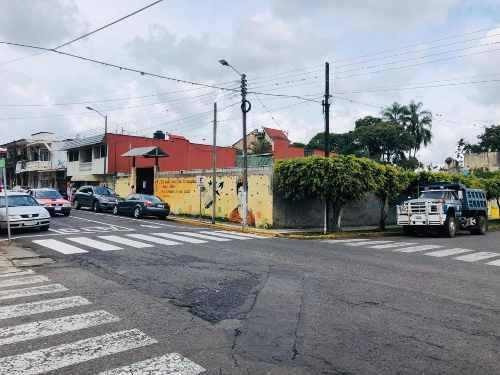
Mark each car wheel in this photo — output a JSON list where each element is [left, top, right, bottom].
[[444, 215, 457, 238], [73, 199, 81, 210], [470, 215, 488, 235], [402, 226, 414, 236], [113, 206, 119, 215], [40, 225, 50, 232], [63, 211, 71, 217], [93, 200, 101, 213], [133, 207, 142, 219]]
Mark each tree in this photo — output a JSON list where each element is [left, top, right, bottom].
[[355, 116, 382, 129], [465, 125, 500, 153], [291, 142, 306, 148], [406, 101, 432, 158], [482, 177, 500, 210], [382, 102, 409, 126], [274, 156, 380, 231], [250, 134, 272, 154], [307, 131, 362, 155], [374, 164, 411, 230]]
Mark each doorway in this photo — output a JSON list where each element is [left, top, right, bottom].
[[136, 167, 154, 194]]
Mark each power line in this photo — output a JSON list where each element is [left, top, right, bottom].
[[0, 40, 320, 103], [0, 0, 165, 68]]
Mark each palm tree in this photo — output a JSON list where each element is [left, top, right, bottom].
[[406, 101, 432, 157], [382, 102, 409, 126]]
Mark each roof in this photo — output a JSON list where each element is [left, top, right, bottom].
[[121, 146, 169, 158], [263, 127, 289, 141], [61, 134, 104, 150]]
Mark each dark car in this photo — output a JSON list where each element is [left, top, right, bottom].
[[113, 194, 170, 219], [72, 185, 118, 212]]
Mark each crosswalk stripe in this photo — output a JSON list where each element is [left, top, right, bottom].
[[0, 270, 35, 279], [324, 239, 367, 243], [0, 275, 49, 289], [453, 252, 500, 262], [127, 234, 180, 246], [175, 231, 231, 242], [0, 296, 91, 320], [97, 235, 154, 248], [0, 328, 157, 375], [32, 239, 88, 254], [0, 284, 68, 301], [68, 237, 123, 251], [0, 310, 119, 346], [369, 242, 417, 249], [425, 248, 475, 258], [214, 230, 265, 239], [151, 233, 207, 244], [200, 231, 251, 240], [345, 240, 394, 247], [395, 244, 443, 253], [486, 259, 500, 266], [98, 353, 205, 375]]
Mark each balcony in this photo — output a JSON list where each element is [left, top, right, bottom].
[[16, 160, 52, 173], [79, 162, 92, 172]]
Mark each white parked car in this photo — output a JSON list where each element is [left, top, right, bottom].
[[0, 192, 51, 233]]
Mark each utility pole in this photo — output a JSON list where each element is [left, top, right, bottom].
[[104, 115, 108, 177], [241, 73, 250, 231], [323, 61, 331, 234], [212, 102, 217, 224]]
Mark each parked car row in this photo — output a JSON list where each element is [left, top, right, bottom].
[[0, 185, 170, 234]]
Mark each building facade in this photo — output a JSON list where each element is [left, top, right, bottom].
[[464, 151, 500, 171]]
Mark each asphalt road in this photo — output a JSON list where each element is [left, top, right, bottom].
[[1, 209, 499, 374]]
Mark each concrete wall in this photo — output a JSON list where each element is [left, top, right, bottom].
[[154, 168, 273, 228], [464, 152, 500, 171], [273, 193, 392, 228]]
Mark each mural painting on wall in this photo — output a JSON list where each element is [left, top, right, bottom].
[[203, 177, 256, 226]]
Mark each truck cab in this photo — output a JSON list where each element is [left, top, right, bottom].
[[397, 183, 488, 237]]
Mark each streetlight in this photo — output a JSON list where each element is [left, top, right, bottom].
[[86, 106, 108, 176], [219, 59, 251, 230]]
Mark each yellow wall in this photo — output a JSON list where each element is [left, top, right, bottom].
[[154, 172, 273, 227], [114, 175, 132, 198], [489, 200, 500, 219]]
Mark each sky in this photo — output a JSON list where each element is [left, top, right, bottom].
[[0, 0, 499, 166]]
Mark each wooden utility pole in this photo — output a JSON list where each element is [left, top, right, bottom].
[[212, 102, 217, 224], [323, 62, 331, 234]]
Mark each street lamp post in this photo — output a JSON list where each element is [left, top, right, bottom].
[[86, 106, 108, 177], [219, 59, 251, 230]]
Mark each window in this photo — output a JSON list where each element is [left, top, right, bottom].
[[34, 190, 62, 199], [68, 150, 79, 162], [100, 144, 107, 158], [93, 146, 101, 159], [94, 186, 112, 196], [39, 149, 50, 161], [81, 148, 92, 163], [0, 195, 39, 207]]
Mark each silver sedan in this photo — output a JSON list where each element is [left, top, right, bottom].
[[0, 192, 51, 233]]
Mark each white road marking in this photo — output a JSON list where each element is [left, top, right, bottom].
[[0, 275, 49, 289], [425, 248, 475, 258], [0, 310, 119, 346], [344, 240, 394, 247], [127, 234, 180, 246], [67, 237, 123, 251], [486, 259, 500, 266], [175, 231, 231, 242], [48, 228, 65, 234], [69, 214, 131, 230], [0, 296, 91, 320], [0, 329, 157, 375], [98, 353, 206, 375], [215, 230, 266, 238], [395, 244, 443, 253], [97, 235, 154, 248], [200, 231, 251, 240], [152, 233, 207, 244], [32, 239, 88, 254], [0, 270, 35, 278], [0, 284, 68, 301], [324, 239, 367, 243], [453, 252, 500, 262], [139, 224, 162, 229], [369, 242, 417, 249]]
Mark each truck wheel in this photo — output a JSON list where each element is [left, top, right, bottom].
[[470, 216, 488, 235], [402, 226, 414, 236], [444, 215, 457, 238]]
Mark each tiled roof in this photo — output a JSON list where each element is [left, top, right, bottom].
[[263, 127, 289, 141]]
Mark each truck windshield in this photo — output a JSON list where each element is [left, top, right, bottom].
[[419, 191, 445, 199]]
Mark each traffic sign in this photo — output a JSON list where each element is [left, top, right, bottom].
[[196, 175, 205, 188]]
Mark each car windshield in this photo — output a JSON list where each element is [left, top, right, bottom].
[[0, 195, 39, 207], [34, 190, 62, 199], [419, 191, 446, 199], [94, 187, 113, 196], [142, 195, 162, 203]]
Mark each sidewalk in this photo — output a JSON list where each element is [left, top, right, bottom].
[[0, 242, 21, 274], [0, 241, 54, 274]]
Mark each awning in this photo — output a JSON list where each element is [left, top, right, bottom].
[[121, 146, 169, 158], [70, 174, 100, 182]]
